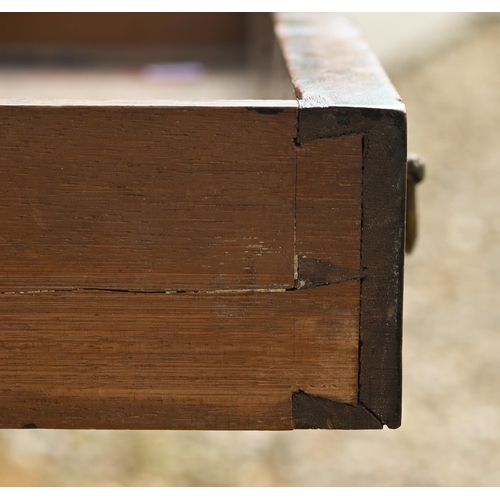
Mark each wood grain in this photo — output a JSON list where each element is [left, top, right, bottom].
[[0, 101, 363, 430], [0, 12, 407, 430], [0, 104, 297, 292], [296, 134, 362, 287], [275, 13, 406, 428], [0, 284, 359, 430]]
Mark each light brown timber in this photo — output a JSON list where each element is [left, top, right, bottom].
[[0, 285, 359, 430]]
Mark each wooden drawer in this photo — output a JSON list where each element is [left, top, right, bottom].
[[0, 13, 406, 430]]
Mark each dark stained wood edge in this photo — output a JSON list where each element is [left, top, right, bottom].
[[297, 256, 363, 290], [292, 391, 382, 429], [274, 13, 406, 429]]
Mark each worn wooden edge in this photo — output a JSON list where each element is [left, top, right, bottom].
[[272, 13, 405, 112], [274, 13, 406, 429], [359, 110, 406, 430], [0, 99, 298, 109]]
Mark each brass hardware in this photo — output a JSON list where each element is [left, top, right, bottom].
[[405, 153, 425, 253]]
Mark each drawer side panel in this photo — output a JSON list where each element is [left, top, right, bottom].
[[0, 105, 297, 292], [0, 285, 359, 430]]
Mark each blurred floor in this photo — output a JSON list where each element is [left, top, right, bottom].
[[1, 15, 500, 487]]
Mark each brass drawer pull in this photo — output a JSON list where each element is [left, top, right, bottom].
[[406, 153, 426, 253]]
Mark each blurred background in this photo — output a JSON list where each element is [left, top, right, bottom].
[[1, 12, 500, 486]]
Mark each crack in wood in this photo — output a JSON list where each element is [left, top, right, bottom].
[[0, 287, 292, 295], [1, 255, 362, 295]]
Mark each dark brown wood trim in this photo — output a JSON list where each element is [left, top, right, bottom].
[[297, 256, 363, 289], [292, 391, 382, 429], [297, 108, 406, 429], [274, 13, 407, 429]]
